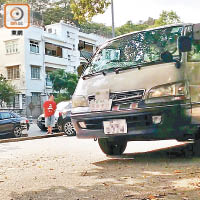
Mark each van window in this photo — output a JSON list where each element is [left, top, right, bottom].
[[188, 41, 200, 62], [186, 26, 200, 62], [85, 26, 183, 75]]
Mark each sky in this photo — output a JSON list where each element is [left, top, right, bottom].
[[93, 0, 200, 27]]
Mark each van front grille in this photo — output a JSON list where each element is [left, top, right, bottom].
[[88, 89, 145, 106]]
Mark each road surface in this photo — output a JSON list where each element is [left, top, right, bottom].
[[0, 136, 200, 200], [28, 122, 47, 137]]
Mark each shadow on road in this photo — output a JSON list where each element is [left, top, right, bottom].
[[93, 143, 197, 167]]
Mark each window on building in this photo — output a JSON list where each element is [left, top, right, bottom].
[[31, 65, 40, 79], [73, 44, 75, 50], [45, 43, 62, 58], [67, 31, 70, 38], [30, 40, 39, 54], [5, 40, 19, 54], [32, 92, 41, 103], [73, 66, 76, 73], [6, 94, 20, 109], [32, 92, 40, 97], [46, 72, 53, 87], [7, 65, 20, 80]]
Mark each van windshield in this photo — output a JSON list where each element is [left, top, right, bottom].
[[84, 26, 183, 75]]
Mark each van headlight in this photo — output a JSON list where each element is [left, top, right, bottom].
[[146, 82, 187, 102], [72, 95, 88, 108]]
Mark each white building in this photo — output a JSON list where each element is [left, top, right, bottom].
[[0, 21, 108, 117]]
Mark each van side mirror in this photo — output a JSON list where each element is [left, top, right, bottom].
[[178, 36, 192, 52], [193, 23, 200, 40]]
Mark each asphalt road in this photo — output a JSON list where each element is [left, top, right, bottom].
[[28, 122, 62, 137], [28, 122, 47, 137], [1, 135, 200, 200]]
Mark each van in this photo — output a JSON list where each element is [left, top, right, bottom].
[[71, 23, 200, 155]]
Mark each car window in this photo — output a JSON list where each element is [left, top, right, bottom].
[[1, 112, 11, 119], [11, 112, 20, 118]]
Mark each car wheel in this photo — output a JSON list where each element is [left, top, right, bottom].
[[13, 126, 22, 138], [98, 138, 127, 155], [63, 121, 76, 136], [58, 124, 63, 132]]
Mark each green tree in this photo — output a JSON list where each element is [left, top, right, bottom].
[[70, 0, 110, 23], [43, 0, 79, 25], [0, 74, 17, 106], [154, 10, 181, 27], [115, 11, 181, 36], [115, 21, 149, 36], [49, 69, 78, 99], [79, 22, 112, 37]]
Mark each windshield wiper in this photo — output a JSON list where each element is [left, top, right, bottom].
[[82, 65, 138, 79], [114, 60, 164, 72], [82, 60, 163, 80]]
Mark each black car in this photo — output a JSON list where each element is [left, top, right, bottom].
[[0, 111, 30, 138], [57, 101, 76, 136]]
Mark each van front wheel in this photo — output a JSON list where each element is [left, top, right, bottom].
[[98, 138, 127, 155]]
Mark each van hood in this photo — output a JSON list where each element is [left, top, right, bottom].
[[74, 63, 184, 97]]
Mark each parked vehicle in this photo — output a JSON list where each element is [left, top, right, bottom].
[[71, 23, 200, 155], [57, 102, 76, 136], [37, 101, 73, 132], [0, 111, 29, 138]]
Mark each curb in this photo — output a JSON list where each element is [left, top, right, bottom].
[[0, 133, 64, 144]]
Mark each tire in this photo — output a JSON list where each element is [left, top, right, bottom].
[[57, 124, 63, 132], [13, 126, 22, 138], [63, 121, 76, 136], [98, 138, 127, 155], [192, 139, 200, 157]]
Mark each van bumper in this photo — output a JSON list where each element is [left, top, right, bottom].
[[71, 103, 194, 141]]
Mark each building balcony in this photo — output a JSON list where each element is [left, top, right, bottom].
[[45, 55, 68, 67]]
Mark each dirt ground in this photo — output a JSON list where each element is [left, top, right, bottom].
[[0, 137, 200, 200]]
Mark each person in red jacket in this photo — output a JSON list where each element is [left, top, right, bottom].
[[43, 94, 57, 134]]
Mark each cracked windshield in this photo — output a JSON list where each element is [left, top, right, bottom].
[[85, 26, 183, 75]]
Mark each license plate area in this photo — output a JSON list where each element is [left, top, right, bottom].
[[103, 119, 127, 135]]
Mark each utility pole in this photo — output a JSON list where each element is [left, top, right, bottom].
[[111, 0, 115, 38]]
